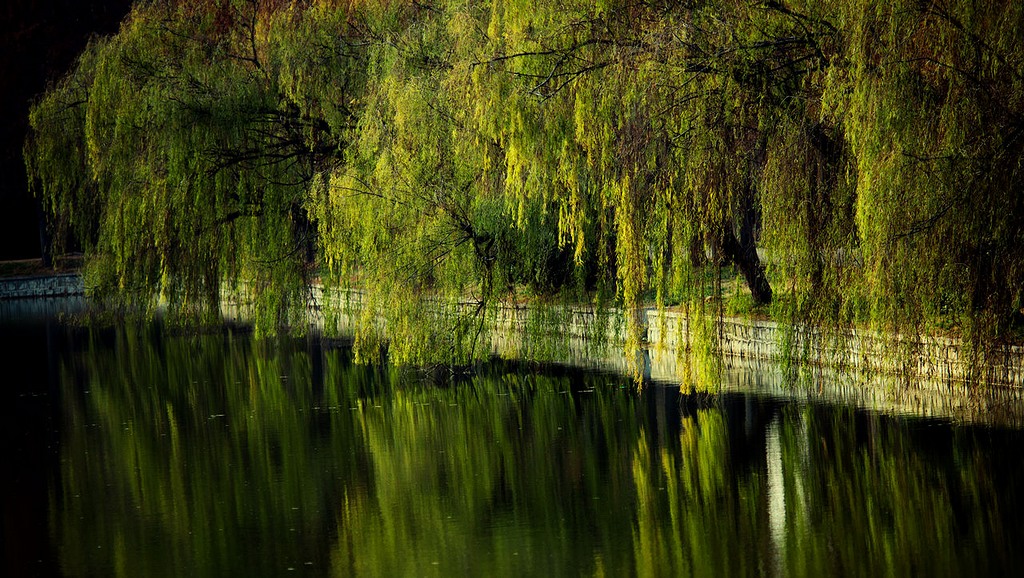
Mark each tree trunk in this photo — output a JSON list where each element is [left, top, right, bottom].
[[34, 191, 52, 268], [716, 136, 770, 307], [722, 220, 772, 306], [721, 170, 772, 306]]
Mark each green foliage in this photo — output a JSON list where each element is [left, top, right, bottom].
[[29, 0, 361, 328], [802, 0, 1024, 373], [26, 0, 1024, 378]]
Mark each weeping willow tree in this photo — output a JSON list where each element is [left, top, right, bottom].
[[818, 0, 1024, 375], [313, 0, 643, 366], [310, 1, 540, 365], [26, 0, 364, 328], [457, 0, 842, 380], [25, 0, 1024, 382]]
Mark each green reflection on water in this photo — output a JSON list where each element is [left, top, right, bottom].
[[53, 325, 1021, 576]]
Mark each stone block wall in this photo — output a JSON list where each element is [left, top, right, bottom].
[[0, 274, 84, 300]]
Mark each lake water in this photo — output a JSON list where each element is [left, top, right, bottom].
[[4, 299, 1024, 576]]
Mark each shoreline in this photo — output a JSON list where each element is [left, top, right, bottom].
[[7, 272, 1024, 426]]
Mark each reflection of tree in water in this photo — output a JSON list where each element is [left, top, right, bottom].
[[330, 368, 650, 576], [781, 407, 1020, 576], [53, 326, 1024, 576], [55, 326, 373, 576], [630, 399, 1023, 577], [631, 406, 768, 577], [54, 327, 652, 576]]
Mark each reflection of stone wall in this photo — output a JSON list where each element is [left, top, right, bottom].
[[0, 273, 84, 299], [0, 295, 85, 320]]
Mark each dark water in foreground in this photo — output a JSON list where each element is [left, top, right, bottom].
[[3, 302, 1024, 577]]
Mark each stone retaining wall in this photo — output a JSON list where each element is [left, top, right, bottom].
[[0, 274, 84, 300], [291, 288, 1024, 388], [18, 280, 1020, 388], [16, 281, 1024, 424], [647, 310, 1024, 386]]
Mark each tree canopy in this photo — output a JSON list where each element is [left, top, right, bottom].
[[26, 0, 1024, 380]]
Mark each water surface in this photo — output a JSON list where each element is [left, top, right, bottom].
[[3, 305, 1023, 576]]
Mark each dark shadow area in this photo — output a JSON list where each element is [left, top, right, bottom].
[[0, 0, 132, 260]]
